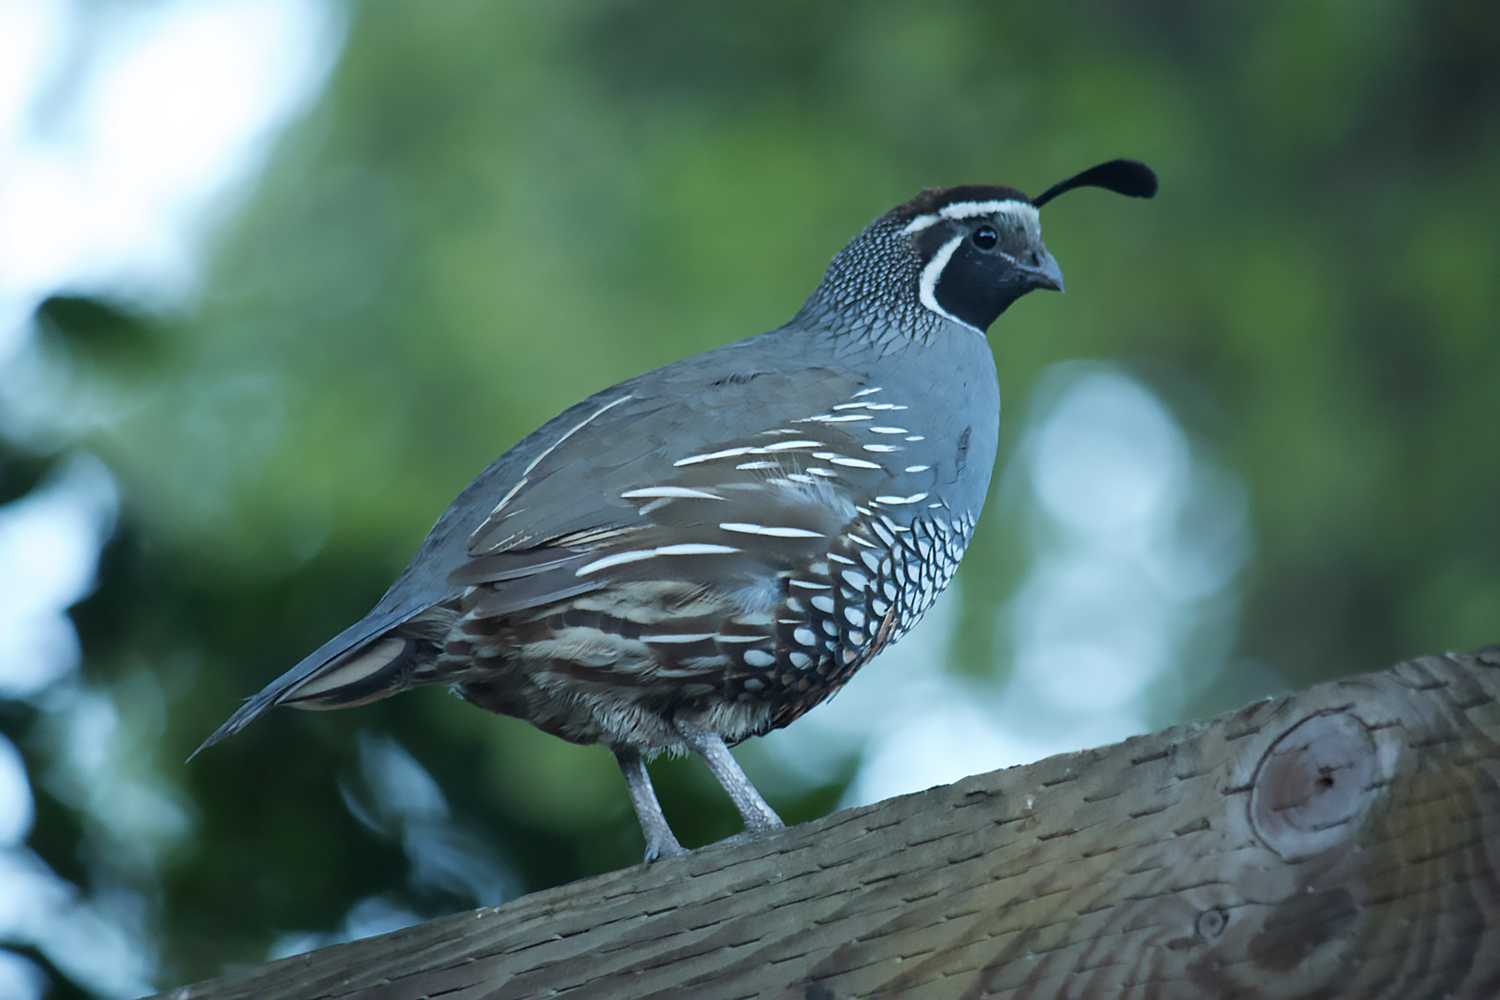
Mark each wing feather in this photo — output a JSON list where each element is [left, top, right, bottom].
[[198, 341, 892, 752]]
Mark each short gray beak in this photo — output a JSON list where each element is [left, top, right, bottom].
[[1021, 247, 1065, 293]]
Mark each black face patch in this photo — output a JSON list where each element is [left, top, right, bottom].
[[933, 225, 1042, 330]]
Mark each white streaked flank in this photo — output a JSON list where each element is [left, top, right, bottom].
[[863, 444, 900, 453], [575, 542, 741, 577], [620, 486, 723, 500], [573, 549, 660, 576], [644, 633, 716, 644], [828, 456, 882, 469], [489, 476, 528, 516], [800, 413, 872, 423], [719, 523, 824, 539], [657, 543, 742, 556], [676, 439, 824, 468], [904, 464, 930, 473], [675, 445, 754, 466], [524, 394, 633, 477]]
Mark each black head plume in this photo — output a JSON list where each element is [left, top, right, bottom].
[[1031, 159, 1157, 209]]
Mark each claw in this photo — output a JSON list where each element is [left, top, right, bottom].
[[642, 838, 689, 864]]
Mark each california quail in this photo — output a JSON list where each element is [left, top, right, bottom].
[[197, 159, 1157, 860]]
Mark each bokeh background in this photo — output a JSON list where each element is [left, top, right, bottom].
[[1, 0, 1497, 994]]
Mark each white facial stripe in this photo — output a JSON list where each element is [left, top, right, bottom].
[[917, 234, 970, 327], [902, 198, 1040, 234], [942, 199, 1034, 222]]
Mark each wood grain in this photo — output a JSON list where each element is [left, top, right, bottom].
[[157, 645, 1500, 1000]]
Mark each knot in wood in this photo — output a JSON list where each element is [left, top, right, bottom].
[[1195, 906, 1228, 941], [1250, 710, 1380, 860]]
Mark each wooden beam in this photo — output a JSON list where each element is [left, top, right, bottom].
[[158, 645, 1500, 999]]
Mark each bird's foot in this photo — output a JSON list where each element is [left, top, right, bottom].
[[741, 808, 784, 835], [713, 821, 784, 849], [642, 836, 688, 864]]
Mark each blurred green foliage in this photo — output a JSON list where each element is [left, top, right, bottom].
[[6, 0, 1499, 989]]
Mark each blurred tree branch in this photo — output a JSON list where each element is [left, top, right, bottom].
[[157, 645, 1500, 1000]]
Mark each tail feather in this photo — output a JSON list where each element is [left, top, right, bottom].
[[279, 636, 413, 710], [190, 602, 457, 760]]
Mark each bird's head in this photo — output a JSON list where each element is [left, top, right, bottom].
[[892, 159, 1158, 331], [805, 159, 1157, 336]]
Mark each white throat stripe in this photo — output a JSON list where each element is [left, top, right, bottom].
[[917, 234, 974, 329]]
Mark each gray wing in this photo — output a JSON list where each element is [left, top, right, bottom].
[[195, 339, 918, 752], [452, 361, 901, 604]]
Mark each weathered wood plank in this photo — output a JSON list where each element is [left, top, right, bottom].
[[158, 645, 1500, 1000]]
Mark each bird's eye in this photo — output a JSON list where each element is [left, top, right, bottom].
[[972, 226, 998, 250]]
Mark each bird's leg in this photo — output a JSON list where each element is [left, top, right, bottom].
[[614, 748, 686, 862], [674, 717, 784, 834]]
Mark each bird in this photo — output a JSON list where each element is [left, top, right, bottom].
[[195, 159, 1157, 861]]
